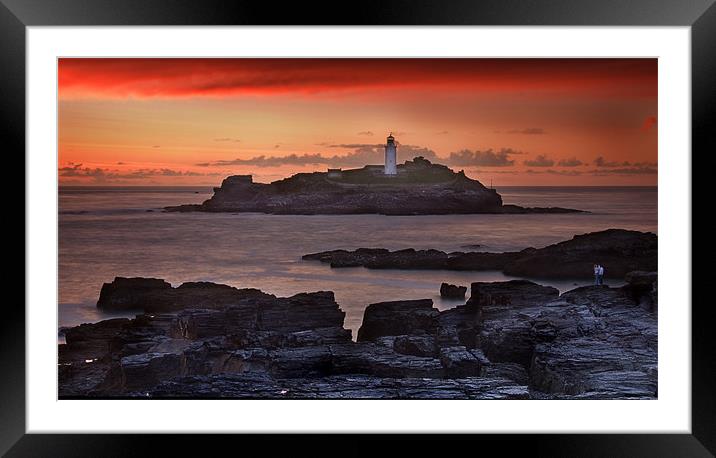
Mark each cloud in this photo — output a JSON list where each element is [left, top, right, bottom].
[[524, 166, 656, 176], [641, 115, 657, 132], [589, 166, 657, 175], [58, 164, 221, 182], [447, 149, 517, 167], [523, 154, 555, 167], [593, 156, 631, 167], [468, 169, 519, 175], [58, 58, 657, 99], [198, 144, 442, 169], [329, 143, 382, 149], [593, 157, 655, 168], [507, 128, 546, 135], [200, 153, 328, 168], [525, 169, 583, 176], [557, 157, 584, 167], [196, 144, 653, 176], [357, 131, 374, 136], [214, 137, 241, 143], [436, 130, 449, 135]]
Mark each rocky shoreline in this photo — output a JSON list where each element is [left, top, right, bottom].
[[59, 270, 657, 399], [165, 157, 584, 215], [303, 229, 657, 279]]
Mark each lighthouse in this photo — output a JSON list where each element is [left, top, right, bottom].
[[384, 133, 397, 175]]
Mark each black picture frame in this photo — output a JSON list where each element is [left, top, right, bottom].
[[4, 0, 714, 455]]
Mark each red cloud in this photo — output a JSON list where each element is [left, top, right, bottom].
[[58, 58, 657, 100]]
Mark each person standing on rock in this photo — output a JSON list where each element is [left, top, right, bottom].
[[594, 264, 601, 285], [598, 264, 605, 285]]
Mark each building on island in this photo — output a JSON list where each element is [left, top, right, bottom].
[[327, 168, 342, 178], [384, 133, 397, 175]]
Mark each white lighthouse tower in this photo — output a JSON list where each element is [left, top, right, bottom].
[[384, 133, 397, 175]]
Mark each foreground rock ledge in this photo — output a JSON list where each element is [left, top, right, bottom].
[[164, 157, 584, 216], [60, 273, 656, 399], [303, 228, 657, 279]]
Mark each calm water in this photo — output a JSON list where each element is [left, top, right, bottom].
[[58, 186, 657, 337]]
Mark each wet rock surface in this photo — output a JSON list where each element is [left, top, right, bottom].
[[303, 229, 657, 279], [165, 157, 581, 216], [60, 274, 656, 399]]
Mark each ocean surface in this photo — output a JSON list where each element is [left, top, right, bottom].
[[58, 186, 657, 339]]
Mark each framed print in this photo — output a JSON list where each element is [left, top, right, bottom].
[[5, 0, 715, 455]]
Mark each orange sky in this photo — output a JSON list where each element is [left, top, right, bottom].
[[58, 58, 657, 186]]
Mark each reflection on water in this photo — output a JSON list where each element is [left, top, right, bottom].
[[59, 186, 656, 335]]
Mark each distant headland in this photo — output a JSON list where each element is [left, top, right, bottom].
[[166, 134, 585, 216]]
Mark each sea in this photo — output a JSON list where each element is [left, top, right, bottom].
[[58, 186, 657, 339]]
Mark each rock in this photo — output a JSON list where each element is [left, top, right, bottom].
[[97, 277, 275, 313], [435, 303, 481, 348], [304, 229, 656, 280], [530, 338, 657, 399], [120, 352, 183, 392], [504, 229, 657, 279], [393, 335, 439, 357], [468, 280, 560, 310], [624, 271, 658, 286], [440, 282, 467, 299], [329, 343, 446, 378], [258, 291, 346, 333], [62, 318, 131, 362], [61, 276, 656, 400], [356, 299, 439, 342], [623, 271, 658, 312], [269, 346, 333, 377], [169, 292, 346, 339], [165, 157, 581, 216], [439, 346, 485, 377], [483, 362, 530, 385], [147, 373, 530, 399], [96, 277, 171, 311], [475, 283, 657, 399]]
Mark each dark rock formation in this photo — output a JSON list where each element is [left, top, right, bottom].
[[60, 274, 656, 400], [440, 282, 467, 299], [623, 271, 658, 312], [165, 157, 582, 215], [356, 299, 438, 342], [478, 281, 657, 399], [393, 335, 439, 358], [503, 229, 658, 279], [97, 277, 274, 312], [148, 373, 530, 399], [467, 280, 560, 309], [96, 277, 171, 311], [303, 229, 657, 279]]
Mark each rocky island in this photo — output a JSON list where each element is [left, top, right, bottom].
[[303, 229, 657, 279], [59, 269, 657, 399], [165, 156, 584, 215]]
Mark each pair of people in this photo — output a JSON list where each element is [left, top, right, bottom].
[[593, 264, 605, 285]]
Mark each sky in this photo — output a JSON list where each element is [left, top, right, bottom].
[[58, 58, 657, 186]]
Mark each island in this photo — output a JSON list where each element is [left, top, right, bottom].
[[303, 229, 657, 279], [165, 156, 584, 215], [59, 271, 657, 399]]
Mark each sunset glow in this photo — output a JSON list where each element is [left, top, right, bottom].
[[58, 58, 657, 186]]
